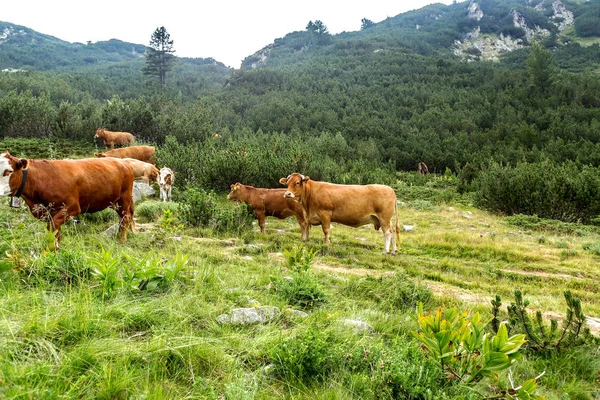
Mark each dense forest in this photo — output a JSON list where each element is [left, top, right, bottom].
[[1, 0, 600, 222]]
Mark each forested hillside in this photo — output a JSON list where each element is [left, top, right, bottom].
[[1, 0, 600, 220]]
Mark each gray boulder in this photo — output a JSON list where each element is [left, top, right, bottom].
[[132, 182, 156, 203]]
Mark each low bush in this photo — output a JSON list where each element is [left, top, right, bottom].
[[135, 201, 180, 223], [475, 160, 600, 223]]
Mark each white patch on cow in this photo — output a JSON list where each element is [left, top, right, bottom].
[[0, 154, 14, 196], [158, 167, 174, 202]]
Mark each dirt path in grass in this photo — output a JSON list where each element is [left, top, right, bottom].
[[312, 263, 395, 278], [308, 261, 600, 336]]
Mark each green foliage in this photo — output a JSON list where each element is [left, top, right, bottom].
[[475, 161, 600, 224], [20, 249, 91, 285], [413, 304, 541, 398], [283, 245, 317, 273], [506, 290, 596, 352], [135, 201, 180, 223], [178, 188, 217, 227], [0, 242, 13, 273], [178, 187, 254, 234], [269, 327, 334, 382]]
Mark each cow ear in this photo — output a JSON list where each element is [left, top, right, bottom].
[[279, 177, 287, 185], [230, 184, 235, 190], [302, 175, 310, 183], [13, 158, 28, 170]]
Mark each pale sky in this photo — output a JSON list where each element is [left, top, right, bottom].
[[3, 0, 455, 68]]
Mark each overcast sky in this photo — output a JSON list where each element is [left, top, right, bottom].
[[3, 0, 455, 68]]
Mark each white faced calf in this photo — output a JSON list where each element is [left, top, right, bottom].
[[158, 167, 174, 202]]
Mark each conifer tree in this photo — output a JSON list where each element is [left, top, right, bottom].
[[143, 26, 176, 87]]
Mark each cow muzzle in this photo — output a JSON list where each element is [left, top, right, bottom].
[[283, 191, 294, 199]]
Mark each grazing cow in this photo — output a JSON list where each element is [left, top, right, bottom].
[[227, 182, 308, 236], [95, 145, 156, 164], [0, 152, 135, 249], [119, 158, 159, 184], [280, 173, 400, 254], [94, 128, 135, 149], [418, 162, 429, 175], [158, 167, 174, 202]]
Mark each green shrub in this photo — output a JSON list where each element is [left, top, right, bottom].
[[135, 201, 180, 223], [22, 249, 91, 285], [475, 160, 600, 223], [179, 187, 218, 227], [209, 203, 254, 234], [269, 327, 335, 383], [276, 272, 327, 310]]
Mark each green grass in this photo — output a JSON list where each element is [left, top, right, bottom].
[[0, 187, 599, 398]]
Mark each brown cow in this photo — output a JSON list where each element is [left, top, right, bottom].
[[279, 173, 400, 254], [0, 152, 135, 249], [119, 158, 159, 184], [94, 128, 135, 149], [418, 162, 429, 175], [227, 182, 308, 237], [95, 146, 156, 164]]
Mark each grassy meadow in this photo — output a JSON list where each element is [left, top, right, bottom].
[[0, 166, 599, 399]]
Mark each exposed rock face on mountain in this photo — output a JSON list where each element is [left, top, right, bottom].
[[454, 0, 574, 62], [468, 1, 484, 21]]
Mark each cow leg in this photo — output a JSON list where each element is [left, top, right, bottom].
[[167, 186, 172, 201], [257, 211, 266, 233], [382, 222, 397, 255], [48, 207, 75, 250], [296, 217, 310, 241], [321, 217, 331, 244], [116, 199, 134, 243]]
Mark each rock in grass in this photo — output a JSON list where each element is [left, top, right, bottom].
[[343, 319, 375, 334], [218, 306, 280, 325]]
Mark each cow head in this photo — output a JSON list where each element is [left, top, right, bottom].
[[148, 166, 160, 184], [94, 128, 105, 139], [280, 173, 310, 201], [159, 168, 173, 186], [94, 153, 106, 158], [227, 182, 243, 201], [0, 152, 28, 196]]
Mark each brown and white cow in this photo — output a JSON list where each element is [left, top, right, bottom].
[[280, 173, 400, 254], [227, 182, 308, 236], [158, 167, 175, 202], [0, 152, 135, 249], [119, 158, 159, 184], [94, 128, 135, 149], [95, 145, 156, 165]]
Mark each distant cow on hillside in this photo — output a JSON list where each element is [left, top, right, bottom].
[[94, 128, 135, 149], [418, 162, 429, 175], [95, 146, 156, 165]]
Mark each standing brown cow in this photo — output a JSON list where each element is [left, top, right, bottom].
[[95, 146, 156, 164], [418, 162, 429, 175], [94, 128, 135, 149], [0, 152, 135, 249], [227, 182, 308, 237], [280, 173, 400, 254]]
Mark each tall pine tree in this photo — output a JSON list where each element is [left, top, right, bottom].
[[143, 26, 176, 87]]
